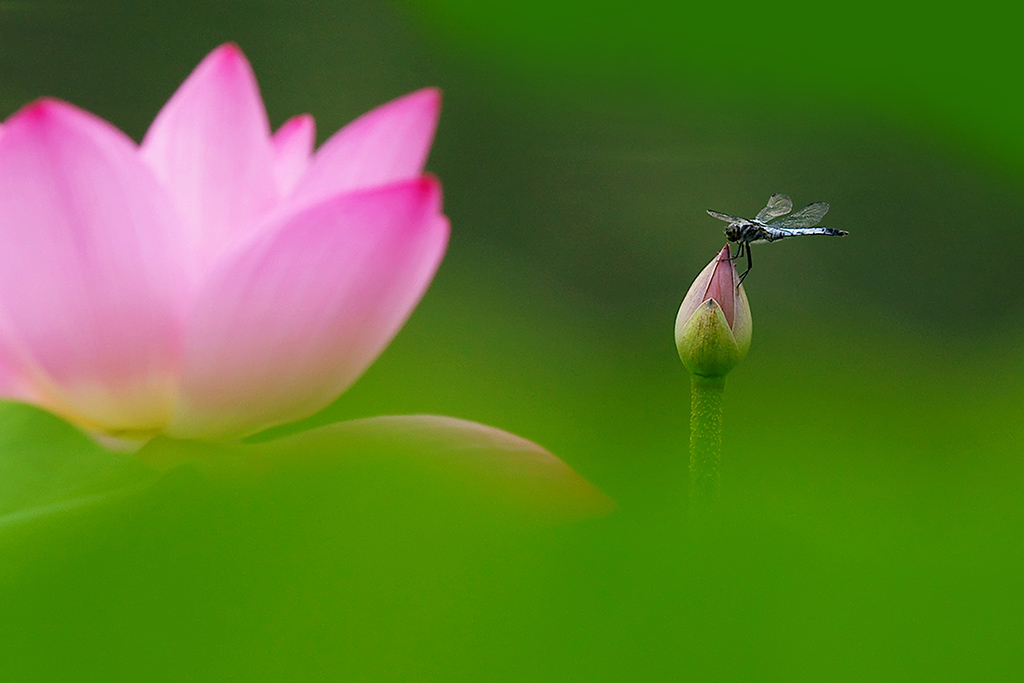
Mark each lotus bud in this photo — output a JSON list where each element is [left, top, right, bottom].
[[675, 245, 752, 378]]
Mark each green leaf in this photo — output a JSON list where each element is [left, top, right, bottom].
[[0, 401, 157, 532], [141, 414, 615, 523]]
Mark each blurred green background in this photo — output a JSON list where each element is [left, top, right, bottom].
[[1, 0, 1023, 680]]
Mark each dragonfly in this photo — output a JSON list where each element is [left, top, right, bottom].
[[707, 193, 848, 283]]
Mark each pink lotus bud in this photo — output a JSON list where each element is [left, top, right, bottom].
[[675, 245, 752, 378]]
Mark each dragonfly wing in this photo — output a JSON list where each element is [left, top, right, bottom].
[[755, 193, 793, 222], [770, 201, 830, 228], [707, 210, 746, 224]]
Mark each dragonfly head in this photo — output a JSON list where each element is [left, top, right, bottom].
[[724, 224, 741, 242]]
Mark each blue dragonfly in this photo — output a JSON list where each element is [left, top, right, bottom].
[[707, 193, 848, 283]]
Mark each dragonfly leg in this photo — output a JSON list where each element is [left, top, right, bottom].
[[727, 241, 744, 262], [737, 244, 752, 285]]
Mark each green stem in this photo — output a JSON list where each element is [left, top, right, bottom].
[[689, 375, 725, 509]]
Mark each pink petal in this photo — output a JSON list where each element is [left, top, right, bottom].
[[140, 44, 278, 271], [271, 113, 315, 196], [291, 88, 440, 208], [703, 244, 737, 327], [0, 99, 191, 433], [677, 244, 737, 329], [0, 351, 36, 403], [169, 178, 449, 439]]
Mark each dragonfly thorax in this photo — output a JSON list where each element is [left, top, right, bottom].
[[725, 221, 770, 245]]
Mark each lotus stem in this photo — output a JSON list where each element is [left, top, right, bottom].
[[689, 374, 725, 509]]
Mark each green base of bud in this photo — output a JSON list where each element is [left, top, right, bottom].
[[676, 299, 747, 379]]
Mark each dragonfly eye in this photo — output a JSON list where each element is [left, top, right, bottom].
[[724, 226, 739, 241]]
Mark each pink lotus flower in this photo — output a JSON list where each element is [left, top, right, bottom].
[[0, 44, 451, 442], [0, 44, 615, 526]]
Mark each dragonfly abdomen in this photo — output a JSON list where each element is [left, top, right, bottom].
[[764, 226, 848, 240]]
